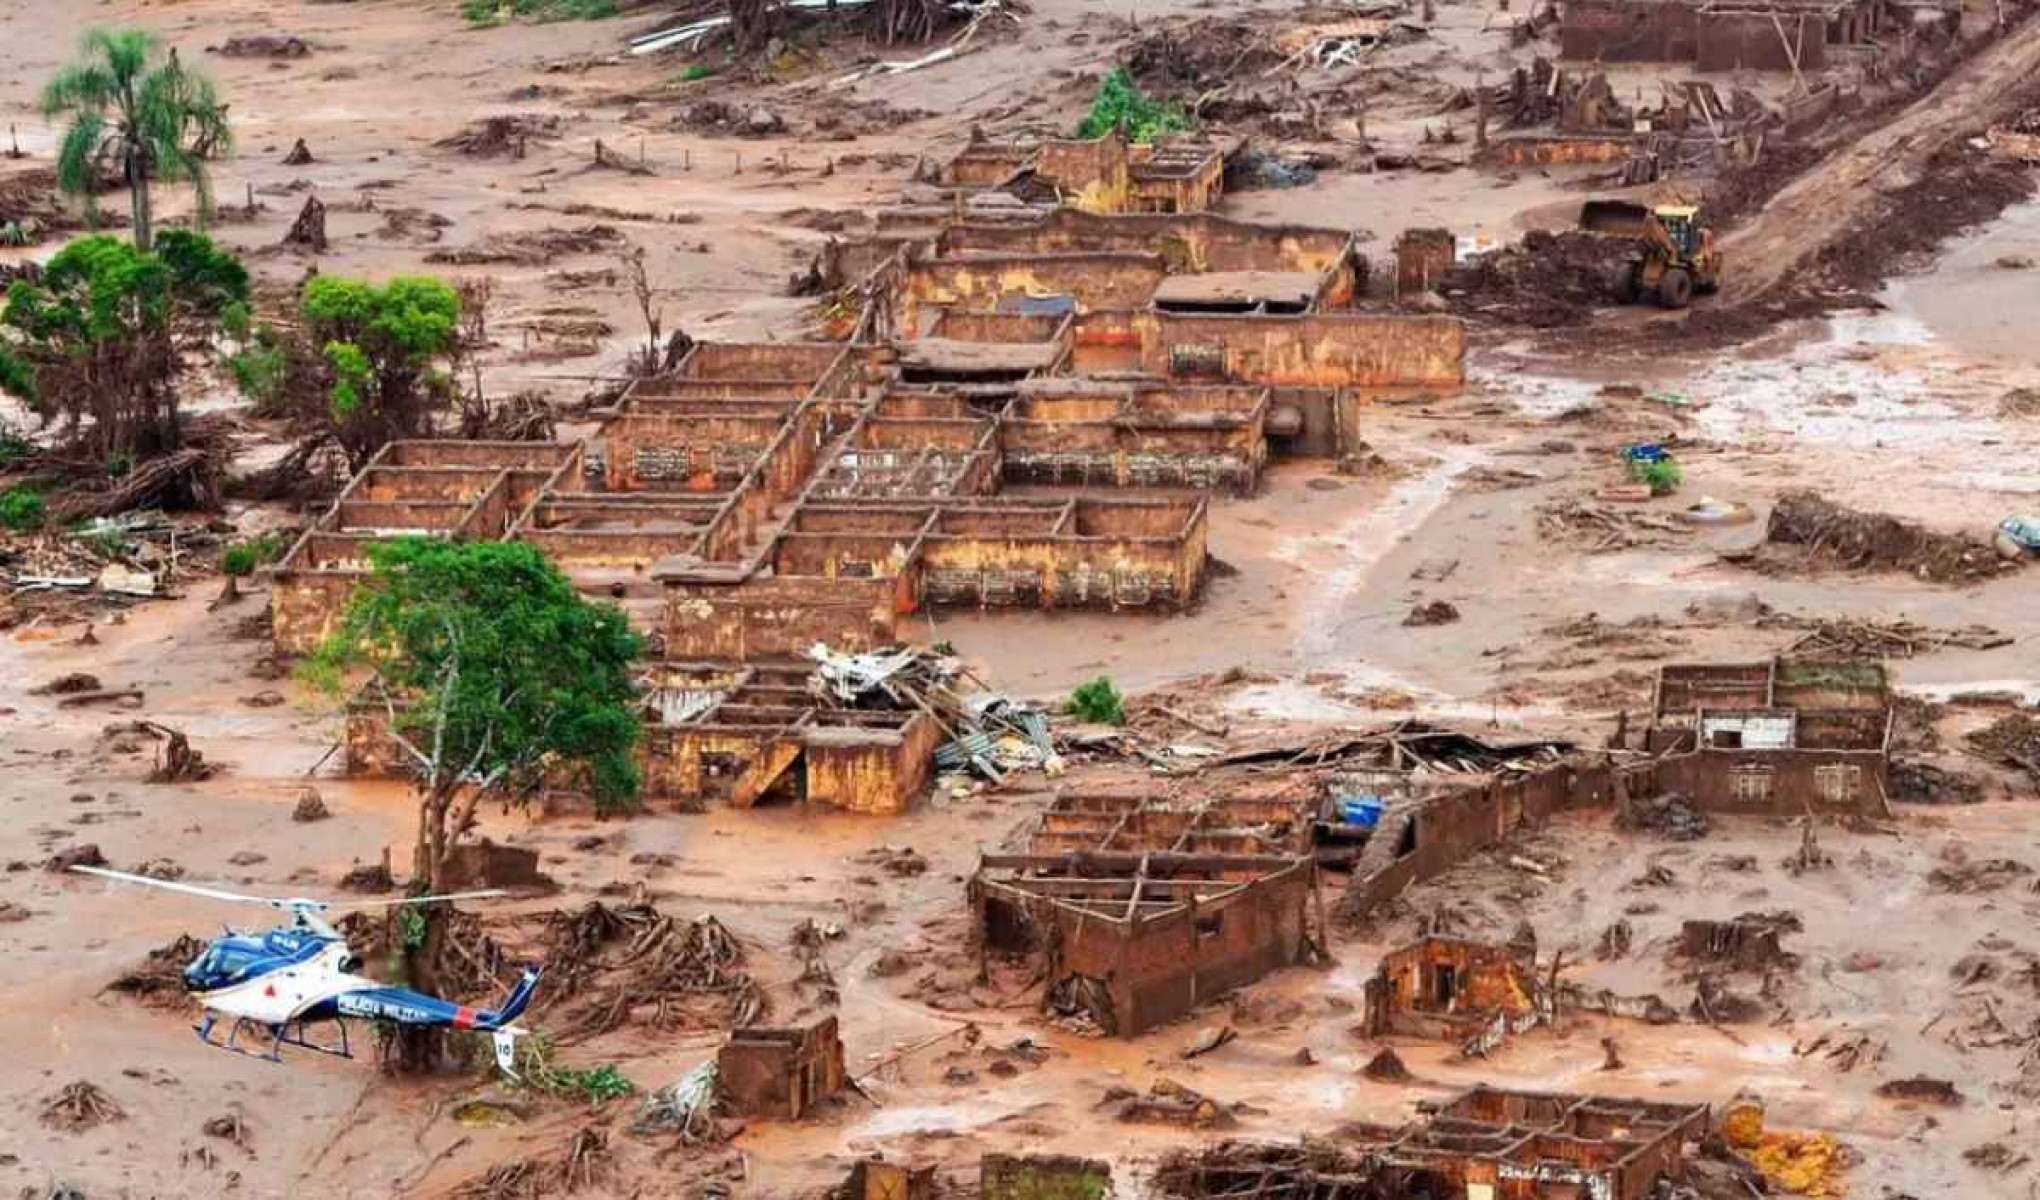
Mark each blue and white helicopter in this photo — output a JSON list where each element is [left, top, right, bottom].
[[73, 866, 541, 1075]]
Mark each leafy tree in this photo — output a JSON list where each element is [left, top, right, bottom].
[[1066, 675, 1126, 725], [1076, 67, 1192, 145], [234, 275, 463, 471], [0, 230, 247, 459], [43, 28, 232, 251], [306, 538, 641, 1068]]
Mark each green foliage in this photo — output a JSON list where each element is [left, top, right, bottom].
[[678, 63, 714, 82], [323, 339, 371, 420], [1628, 456, 1682, 495], [0, 349, 33, 404], [302, 274, 460, 430], [104, 451, 132, 478], [396, 906, 427, 951], [0, 419, 31, 465], [42, 28, 233, 249], [306, 538, 643, 814], [0, 221, 31, 248], [0, 232, 246, 457], [1065, 675, 1126, 725], [222, 532, 286, 577], [1075, 67, 1191, 144], [461, 0, 617, 26], [0, 487, 47, 532], [228, 342, 289, 405]]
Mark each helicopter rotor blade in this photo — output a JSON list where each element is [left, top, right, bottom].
[[70, 866, 281, 907], [327, 889, 509, 910]]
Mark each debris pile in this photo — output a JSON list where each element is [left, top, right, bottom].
[[434, 113, 563, 158], [1759, 490, 2015, 583], [807, 643, 1057, 782], [40, 1081, 125, 1133], [1764, 614, 2011, 658], [538, 903, 765, 1040], [1444, 230, 1633, 327], [425, 224, 624, 267], [1622, 791, 1708, 841], [1963, 712, 2040, 784], [1097, 1078, 1235, 1128], [449, 1125, 611, 1200], [105, 933, 206, 1007], [1538, 498, 1691, 552]]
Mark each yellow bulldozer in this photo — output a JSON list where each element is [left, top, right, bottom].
[[1580, 200, 1724, 309]]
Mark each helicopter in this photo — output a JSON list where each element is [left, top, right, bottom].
[[72, 866, 541, 1076]]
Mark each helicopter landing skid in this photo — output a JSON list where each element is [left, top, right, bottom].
[[197, 1012, 353, 1063]]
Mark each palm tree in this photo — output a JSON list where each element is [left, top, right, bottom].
[[42, 29, 231, 251]]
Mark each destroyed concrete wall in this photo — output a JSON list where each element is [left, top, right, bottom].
[[439, 838, 549, 891], [898, 252, 1166, 333], [980, 1154, 1112, 1200], [662, 575, 898, 660], [1035, 135, 1132, 213], [718, 1017, 847, 1120], [938, 210, 1353, 281], [843, 1160, 937, 1200], [803, 721, 942, 815], [1141, 313, 1465, 390], [1111, 861, 1312, 1033], [1656, 747, 1890, 815], [1562, 0, 1702, 60], [1365, 936, 1538, 1037], [1696, 11, 1828, 71], [1394, 228, 1457, 296], [1489, 134, 1642, 166]]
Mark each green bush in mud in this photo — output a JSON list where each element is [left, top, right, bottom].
[[1066, 675, 1126, 726], [1076, 67, 1192, 145]]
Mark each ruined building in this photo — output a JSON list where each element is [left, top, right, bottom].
[[278, 192, 1468, 814], [1642, 656, 1894, 815], [972, 850, 1319, 1036], [1153, 1086, 1713, 1200]]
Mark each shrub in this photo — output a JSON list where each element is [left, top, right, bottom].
[[1629, 456, 1682, 495], [0, 486, 46, 531], [222, 532, 286, 577], [1076, 67, 1192, 144], [1066, 675, 1126, 725]]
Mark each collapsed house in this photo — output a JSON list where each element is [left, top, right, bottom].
[[717, 1016, 848, 1120], [1641, 656, 1894, 815], [971, 850, 1319, 1036], [1152, 1086, 1713, 1200], [1362, 936, 1542, 1042], [941, 129, 1232, 216], [1335, 664, 1892, 920], [1560, 0, 1931, 71]]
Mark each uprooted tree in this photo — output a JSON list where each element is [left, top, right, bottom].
[[0, 230, 246, 462], [43, 28, 232, 252], [305, 537, 641, 1070]]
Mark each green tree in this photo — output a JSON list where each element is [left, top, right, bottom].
[[0, 230, 246, 459], [43, 29, 231, 252], [296, 275, 462, 470], [1076, 67, 1191, 144], [306, 538, 641, 1068]]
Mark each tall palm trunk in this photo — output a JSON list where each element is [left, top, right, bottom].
[[124, 137, 152, 250]]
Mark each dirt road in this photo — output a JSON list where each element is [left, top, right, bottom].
[[1725, 10, 2040, 299]]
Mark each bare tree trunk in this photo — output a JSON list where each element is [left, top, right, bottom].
[[395, 782, 456, 1071], [127, 146, 153, 252]]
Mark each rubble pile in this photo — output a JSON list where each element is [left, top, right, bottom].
[[1963, 712, 2040, 783], [808, 643, 1058, 782], [39, 1080, 125, 1132], [1760, 490, 2016, 583], [1443, 230, 1633, 327], [449, 1125, 612, 1200], [536, 903, 765, 1041], [433, 113, 563, 157], [105, 933, 208, 1008]]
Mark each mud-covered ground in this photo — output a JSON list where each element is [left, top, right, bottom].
[[2, 0, 2039, 1197]]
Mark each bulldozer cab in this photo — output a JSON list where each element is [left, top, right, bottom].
[[1654, 206, 1701, 259]]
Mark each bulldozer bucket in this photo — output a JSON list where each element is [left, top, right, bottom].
[[1579, 200, 1655, 236]]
